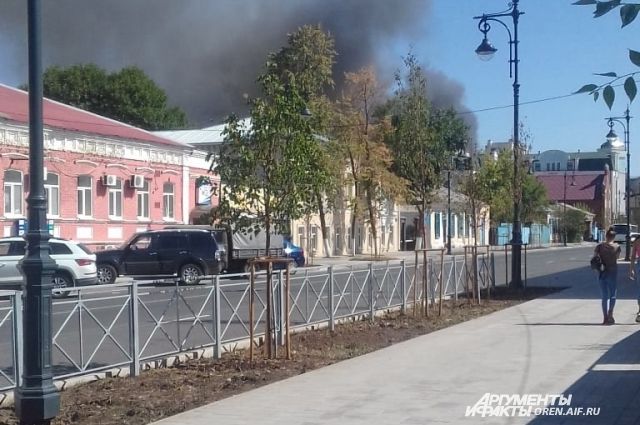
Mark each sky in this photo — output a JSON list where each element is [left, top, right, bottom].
[[417, 0, 639, 174], [0, 1, 638, 174]]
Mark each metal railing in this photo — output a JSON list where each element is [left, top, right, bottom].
[[0, 291, 20, 392], [1, 255, 493, 394]]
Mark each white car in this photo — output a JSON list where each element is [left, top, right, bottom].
[[0, 237, 97, 295]]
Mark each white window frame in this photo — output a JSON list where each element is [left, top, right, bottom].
[[4, 170, 23, 217], [137, 179, 150, 220], [162, 182, 174, 220], [44, 172, 60, 218], [77, 175, 92, 218], [108, 178, 123, 219]]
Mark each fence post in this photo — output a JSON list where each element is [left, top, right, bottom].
[[328, 266, 335, 331], [214, 275, 222, 359], [400, 260, 406, 314], [505, 244, 508, 287], [175, 279, 182, 350], [490, 252, 496, 288], [130, 281, 140, 377], [278, 269, 285, 347], [369, 263, 375, 322], [453, 256, 458, 302], [524, 244, 528, 290], [13, 291, 23, 387]]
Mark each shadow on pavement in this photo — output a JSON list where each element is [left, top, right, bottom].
[[527, 330, 640, 425]]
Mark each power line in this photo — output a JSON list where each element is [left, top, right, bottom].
[[460, 78, 639, 116]]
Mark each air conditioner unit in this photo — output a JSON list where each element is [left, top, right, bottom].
[[101, 174, 118, 187], [130, 175, 145, 189]]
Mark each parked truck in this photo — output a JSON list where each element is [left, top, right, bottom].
[[165, 224, 301, 273]]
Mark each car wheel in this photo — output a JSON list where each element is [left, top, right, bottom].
[[97, 264, 117, 285], [51, 272, 72, 298], [179, 264, 203, 285]]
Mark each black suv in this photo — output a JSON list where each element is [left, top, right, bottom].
[[96, 229, 220, 285]]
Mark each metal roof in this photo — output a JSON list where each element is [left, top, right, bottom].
[[156, 119, 251, 146], [0, 84, 188, 149]]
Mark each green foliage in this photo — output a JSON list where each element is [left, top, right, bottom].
[[464, 149, 548, 226], [212, 26, 335, 249], [521, 174, 549, 224], [387, 52, 468, 215], [559, 207, 589, 242], [574, 1, 640, 108], [36, 64, 187, 130], [270, 25, 336, 99]]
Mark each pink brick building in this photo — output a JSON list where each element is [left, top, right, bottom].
[[0, 84, 216, 250]]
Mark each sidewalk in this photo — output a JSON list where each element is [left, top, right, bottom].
[[151, 265, 640, 425], [307, 241, 594, 269]]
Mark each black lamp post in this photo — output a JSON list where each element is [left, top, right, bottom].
[[562, 158, 576, 247], [474, 0, 524, 288], [14, 1, 60, 424], [605, 108, 632, 260]]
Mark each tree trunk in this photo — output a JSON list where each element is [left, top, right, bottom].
[[366, 186, 378, 257], [316, 190, 331, 257], [414, 205, 427, 249]]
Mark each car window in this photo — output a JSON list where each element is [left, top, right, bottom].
[[0, 242, 11, 256], [77, 243, 94, 255], [9, 241, 26, 256], [157, 234, 188, 250], [50, 242, 72, 255], [189, 232, 215, 253], [129, 235, 153, 250]]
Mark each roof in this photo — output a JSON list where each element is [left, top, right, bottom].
[[535, 172, 606, 202], [156, 119, 251, 146], [0, 84, 187, 149]]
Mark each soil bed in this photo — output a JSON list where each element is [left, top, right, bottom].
[[0, 286, 561, 425]]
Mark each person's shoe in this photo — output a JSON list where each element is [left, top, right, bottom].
[[603, 317, 609, 325], [607, 312, 615, 325]]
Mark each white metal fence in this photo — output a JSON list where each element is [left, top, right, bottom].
[[1, 255, 494, 393]]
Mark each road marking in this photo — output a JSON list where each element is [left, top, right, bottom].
[[592, 364, 640, 371]]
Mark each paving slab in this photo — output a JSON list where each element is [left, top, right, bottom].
[[152, 265, 640, 425]]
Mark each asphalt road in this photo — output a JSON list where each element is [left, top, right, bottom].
[[0, 245, 597, 389]]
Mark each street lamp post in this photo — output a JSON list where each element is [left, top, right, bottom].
[[563, 158, 576, 247], [447, 166, 452, 255], [474, 0, 524, 288], [563, 168, 568, 247], [606, 108, 632, 260], [14, 1, 60, 424]]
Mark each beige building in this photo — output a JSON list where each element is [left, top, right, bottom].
[[158, 124, 489, 257]]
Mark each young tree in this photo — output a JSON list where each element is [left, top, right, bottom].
[[468, 149, 548, 227], [216, 78, 318, 251], [34, 64, 187, 130], [334, 67, 407, 257], [387, 54, 468, 249], [271, 25, 339, 257]]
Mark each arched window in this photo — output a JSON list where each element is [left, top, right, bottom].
[[44, 172, 60, 217], [3, 170, 23, 216], [77, 175, 92, 217], [163, 182, 174, 220]]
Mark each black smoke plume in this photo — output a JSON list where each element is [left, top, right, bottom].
[[0, 0, 475, 138]]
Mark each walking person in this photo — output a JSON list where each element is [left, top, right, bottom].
[[594, 228, 621, 325], [628, 235, 640, 322]]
